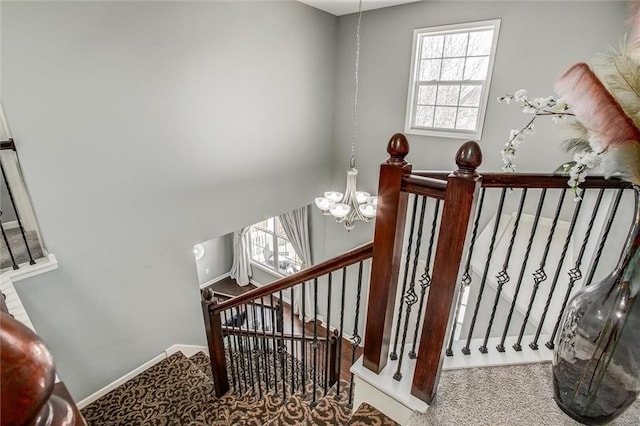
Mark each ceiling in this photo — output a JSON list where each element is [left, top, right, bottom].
[[298, 0, 420, 16]]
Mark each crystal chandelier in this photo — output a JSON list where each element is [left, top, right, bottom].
[[315, 0, 377, 231]]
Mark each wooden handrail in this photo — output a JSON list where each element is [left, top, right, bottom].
[[221, 326, 329, 342], [211, 242, 373, 314], [401, 175, 447, 198], [413, 171, 631, 189]]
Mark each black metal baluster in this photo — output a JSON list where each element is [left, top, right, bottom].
[[498, 189, 546, 352], [270, 294, 278, 395], [394, 196, 427, 380], [446, 188, 486, 356], [260, 298, 270, 393], [410, 199, 440, 358], [335, 267, 347, 399], [0, 217, 19, 270], [390, 195, 419, 361], [244, 304, 256, 395], [290, 288, 296, 394], [463, 188, 507, 355], [529, 191, 581, 350], [0, 163, 35, 265], [324, 273, 332, 395], [251, 302, 263, 398], [546, 189, 605, 349], [301, 281, 307, 397], [515, 189, 565, 350], [223, 309, 237, 392], [348, 261, 364, 408], [312, 278, 319, 407], [235, 307, 248, 395], [584, 188, 625, 286], [278, 291, 287, 401]]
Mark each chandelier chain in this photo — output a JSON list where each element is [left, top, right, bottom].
[[351, 0, 363, 169]]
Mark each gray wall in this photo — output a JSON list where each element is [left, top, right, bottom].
[[2, 1, 336, 400], [195, 233, 233, 286]]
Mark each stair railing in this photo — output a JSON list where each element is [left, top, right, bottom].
[[202, 242, 372, 406], [1, 139, 45, 270], [362, 132, 634, 405]]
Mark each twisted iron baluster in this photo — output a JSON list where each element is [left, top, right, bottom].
[[394, 196, 427, 380], [480, 188, 527, 354], [335, 267, 347, 400], [546, 189, 605, 349], [497, 189, 546, 352], [348, 261, 364, 408], [278, 291, 287, 402], [514, 189, 565, 351], [222, 309, 237, 392], [259, 298, 270, 393], [462, 188, 507, 354], [250, 302, 263, 398], [584, 188, 625, 286], [409, 199, 440, 359], [324, 273, 332, 396], [311, 278, 319, 407], [301, 282, 307, 397], [390, 195, 419, 360], [446, 188, 486, 356], [270, 294, 278, 395]]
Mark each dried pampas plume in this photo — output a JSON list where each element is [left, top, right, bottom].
[[555, 63, 640, 150]]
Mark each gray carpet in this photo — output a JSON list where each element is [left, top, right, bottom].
[[407, 362, 640, 425], [0, 228, 44, 269]]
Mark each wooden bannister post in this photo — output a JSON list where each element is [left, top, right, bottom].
[[201, 289, 230, 398], [328, 329, 340, 388], [411, 141, 482, 403], [363, 133, 412, 373]]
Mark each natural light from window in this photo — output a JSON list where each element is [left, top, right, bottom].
[[405, 19, 501, 139], [249, 217, 302, 276]]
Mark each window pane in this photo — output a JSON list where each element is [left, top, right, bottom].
[[415, 105, 435, 127], [420, 35, 444, 59], [443, 32, 468, 57], [467, 30, 494, 56], [250, 228, 274, 267], [456, 107, 478, 130], [436, 85, 460, 106], [417, 85, 437, 105], [434, 106, 457, 128], [275, 217, 287, 238], [459, 85, 482, 107], [463, 56, 489, 80], [419, 59, 441, 81], [441, 58, 464, 81], [276, 239, 301, 275]]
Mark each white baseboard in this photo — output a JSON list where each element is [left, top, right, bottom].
[[199, 272, 231, 290], [77, 344, 208, 409]]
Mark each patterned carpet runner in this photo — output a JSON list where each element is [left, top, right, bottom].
[[81, 351, 397, 425]]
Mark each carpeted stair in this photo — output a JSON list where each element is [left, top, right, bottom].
[[81, 350, 397, 426]]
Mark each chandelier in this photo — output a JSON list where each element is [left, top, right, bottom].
[[315, 0, 377, 231]]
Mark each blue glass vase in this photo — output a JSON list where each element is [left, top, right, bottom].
[[553, 188, 640, 425]]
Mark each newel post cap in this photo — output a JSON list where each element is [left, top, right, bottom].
[[386, 133, 409, 165], [455, 141, 482, 177]]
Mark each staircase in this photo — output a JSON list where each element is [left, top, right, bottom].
[[80, 351, 397, 425]]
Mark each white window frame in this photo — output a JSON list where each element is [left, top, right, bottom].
[[249, 217, 302, 277], [404, 19, 501, 139]]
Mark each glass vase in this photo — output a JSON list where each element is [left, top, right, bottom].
[[553, 187, 640, 425]]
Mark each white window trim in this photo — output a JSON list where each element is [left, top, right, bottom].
[[404, 19, 501, 139], [249, 217, 302, 277]]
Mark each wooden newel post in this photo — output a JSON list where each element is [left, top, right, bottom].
[[411, 141, 482, 403], [201, 289, 230, 398], [363, 133, 412, 373]]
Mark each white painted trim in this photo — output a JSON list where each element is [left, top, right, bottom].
[[77, 352, 168, 409], [77, 344, 210, 409], [165, 344, 209, 359], [2, 220, 19, 230], [198, 272, 231, 290], [1, 253, 58, 282], [352, 376, 413, 425]]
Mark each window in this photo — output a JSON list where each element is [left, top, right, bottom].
[[249, 217, 302, 276], [404, 19, 501, 139]]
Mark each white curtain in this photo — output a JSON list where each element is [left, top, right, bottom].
[[230, 227, 252, 286], [278, 206, 313, 322]]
